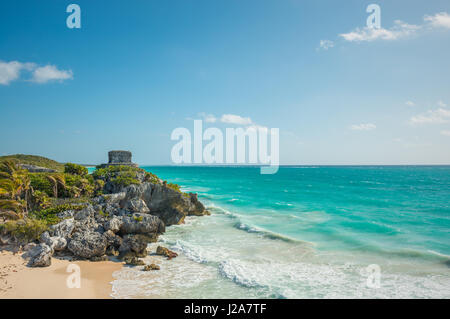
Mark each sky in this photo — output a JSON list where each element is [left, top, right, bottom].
[[1, 0, 450, 165]]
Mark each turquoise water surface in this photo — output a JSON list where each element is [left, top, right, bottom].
[[111, 166, 450, 298]]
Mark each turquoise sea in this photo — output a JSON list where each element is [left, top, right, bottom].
[[111, 166, 450, 298]]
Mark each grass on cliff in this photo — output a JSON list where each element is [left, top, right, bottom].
[[0, 154, 64, 172], [0, 219, 48, 243]]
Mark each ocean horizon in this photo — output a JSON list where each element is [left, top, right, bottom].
[[108, 165, 450, 298]]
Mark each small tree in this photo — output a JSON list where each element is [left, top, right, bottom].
[[64, 163, 88, 176]]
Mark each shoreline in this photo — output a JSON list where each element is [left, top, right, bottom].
[[0, 249, 122, 299]]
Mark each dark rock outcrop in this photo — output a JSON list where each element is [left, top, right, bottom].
[[120, 183, 209, 226], [156, 245, 178, 260], [120, 213, 165, 235], [28, 243, 53, 267], [67, 231, 108, 259], [18, 166, 208, 267], [124, 256, 145, 266], [143, 263, 160, 271]]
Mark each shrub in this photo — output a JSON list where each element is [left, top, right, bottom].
[[133, 215, 143, 222], [92, 165, 144, 189], [94, 179, 105, 196], [64, 163, 88, 176], [111, 174, 140, 187], [30, 190, 51, 211], [64, 174, 94, 197], [167, 182, 181, 193], [31, 203, 84, 225], [29, 173, 54, 197], [0, 218, 48, 243], [144, 172, 161, 184]]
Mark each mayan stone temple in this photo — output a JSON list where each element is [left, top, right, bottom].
[[98, 150, 138, 168]]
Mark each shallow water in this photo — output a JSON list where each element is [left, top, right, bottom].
[[111, 166, 450, 298]]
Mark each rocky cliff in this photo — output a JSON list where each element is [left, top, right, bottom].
[[22, 173, 209, 267]]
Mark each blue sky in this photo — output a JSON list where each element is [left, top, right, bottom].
[[1, 0, 450, 165]]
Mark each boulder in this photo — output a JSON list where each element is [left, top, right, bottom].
[[23, 242, 37, 251], [103, 230, 123, 248], [90, 255, 109, 262], [143, 263, 160, 271], [28, 244, 52, 267], [123, 198, 150, 214], [40, 232, 67, 251], [122, 183, 209, 226], [74, 205, 95, 220], [124, 256, 145, 266], [156, 246, 178, 260], [104, 216, 123, 233], [49, 218, 75, 238], [119, 213, 165, 235], [67, 231, 107, 259], [56, 210, 75, 219], [119, 234, 156, 258]]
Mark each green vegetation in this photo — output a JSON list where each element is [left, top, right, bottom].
[[0, 160, 31, 219], [64, 163, 88, 176], [0, 154, 64, 172], [0, 154, 188, 245], [0, 219, 48, 243], [98, 209, 109, 218], [93, 165, 152, 188], [166, 182, 181, 193], [30, 203, 85, 225], [144, 172, 160, 184]]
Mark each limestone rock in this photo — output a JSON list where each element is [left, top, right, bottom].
[[67, 231, 107, 259], [90, 255, 109, 262], [156, 246, 178, 260], [28, 244, 52, 267], [118, 234, 157, 258], [124, 256, 145, 266], [49, 218, 75, 238], [119, 213, 165, 235], [143, 263, 160, 271], [123, 198, 150, 214], [104, 216, 123, 233], [74, 205, 95, 220]]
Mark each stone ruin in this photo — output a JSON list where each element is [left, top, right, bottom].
[[98, 150, 138, 168]]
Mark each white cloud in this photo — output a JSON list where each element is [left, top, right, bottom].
[[0, 61, 34, 85], [197, 112, 217, 123], [425, 12, 450, 29], [220, 114, 253, 125], [318, 40, 334, 50], [0, 60, 72, 85], [31, 65, 73, 83], [441, 130, 450, 136], [405, 101, 416, 107], [437, 100, 447, 108], [339, 20, 420, 42], [409, 108, 450, 125], [349, 123, 376, 131], [338, 11, 450, 44]]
